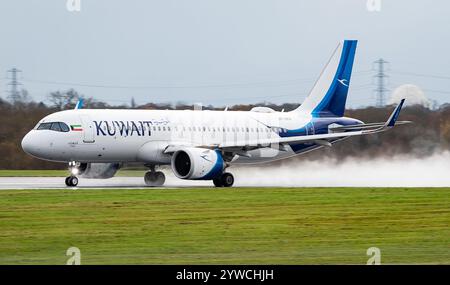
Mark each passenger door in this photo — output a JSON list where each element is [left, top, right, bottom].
[[80, 115, 95, 143]]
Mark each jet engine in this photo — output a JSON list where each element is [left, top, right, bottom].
[[171, 148, 224, 180], [72, 163, 121, 179]]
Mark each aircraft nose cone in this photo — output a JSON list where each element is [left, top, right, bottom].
[[21, 132, 31, 154], [21, 132, 36, 156]]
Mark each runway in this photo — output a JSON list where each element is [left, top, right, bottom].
[[0, 176, 214, 190], [2, 151, 450, 189]]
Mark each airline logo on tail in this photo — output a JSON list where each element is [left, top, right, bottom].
[[293, 40, 357, 117], [337, 78, 349, 87]]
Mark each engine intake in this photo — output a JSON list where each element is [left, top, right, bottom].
[[171, 148, 224, 180]]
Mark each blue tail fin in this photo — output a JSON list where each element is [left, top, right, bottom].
[[294, 40, 358, 117]]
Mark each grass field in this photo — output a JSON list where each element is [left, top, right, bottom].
[[0, 169, 145, 177], [0, 187, 448, 264]]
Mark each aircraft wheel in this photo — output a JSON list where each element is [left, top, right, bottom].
[[220, 173, 234, 188], [213, 178, 223, 187], [65, 176, 78, 187], [154, 171, 165, 186], [144, 171, 165, 187]]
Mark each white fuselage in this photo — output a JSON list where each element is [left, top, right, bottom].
[[22, 108, 331, 165]]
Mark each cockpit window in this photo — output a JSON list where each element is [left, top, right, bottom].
[[59, 122, 70, 132], [37, 123, 52, 130], [36, 122, 70, 132], [50, 122, 62, 132]]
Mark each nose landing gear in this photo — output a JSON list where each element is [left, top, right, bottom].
[[65, 161, 80, 187]]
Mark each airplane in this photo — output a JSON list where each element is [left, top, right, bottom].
[[21, 40, 410, 187]]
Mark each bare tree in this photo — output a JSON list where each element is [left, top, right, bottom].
[[47, 89, 82, 110]]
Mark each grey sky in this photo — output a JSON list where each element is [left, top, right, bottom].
[[0, 0, 449, 107]]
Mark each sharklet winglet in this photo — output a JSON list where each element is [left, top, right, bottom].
[[385, 99, 405, 127]]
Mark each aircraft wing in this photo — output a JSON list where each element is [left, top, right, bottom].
[[164, 99, 409, 154], [218, 99, 409, 150]]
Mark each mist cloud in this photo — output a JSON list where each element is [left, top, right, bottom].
[[231, 151, 450, 187]]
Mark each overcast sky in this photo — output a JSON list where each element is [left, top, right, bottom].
[[0, 0, 449, 107]]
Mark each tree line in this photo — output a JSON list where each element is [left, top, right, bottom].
[[0, 88, 449, 169]]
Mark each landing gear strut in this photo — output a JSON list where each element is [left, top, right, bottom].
[[213, 172, 234, 187], [144, 165, 165, 187]]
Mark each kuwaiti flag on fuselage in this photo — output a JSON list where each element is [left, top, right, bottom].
[[70, 124, 83, 131], [294, 40, 357, 118]]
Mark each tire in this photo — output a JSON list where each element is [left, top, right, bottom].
[[144, 171, 165, 186], [213, 178, 223, 187], [66, 176, 78, 187], [70, 176, 79, 187], [221, 173, 234, 187], [154, 171, 165, 186], [65, 176, 71, 186], [144, 172, 156, 186]]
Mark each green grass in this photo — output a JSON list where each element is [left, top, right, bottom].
[[0, 187, 448, 264], [0, 169, 145, 177]]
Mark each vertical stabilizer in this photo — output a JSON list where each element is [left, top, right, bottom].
[[294, 40, 357, 117]]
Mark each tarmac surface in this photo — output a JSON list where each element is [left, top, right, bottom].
[[0, 176, 213, 190]]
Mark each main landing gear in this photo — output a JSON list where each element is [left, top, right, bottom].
[[213, 172, 234, 187], [144, 165, 165, 187]]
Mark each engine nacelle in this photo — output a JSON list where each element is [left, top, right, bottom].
[[74, 163, 121, 179], [171, 148, 224, 180]]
